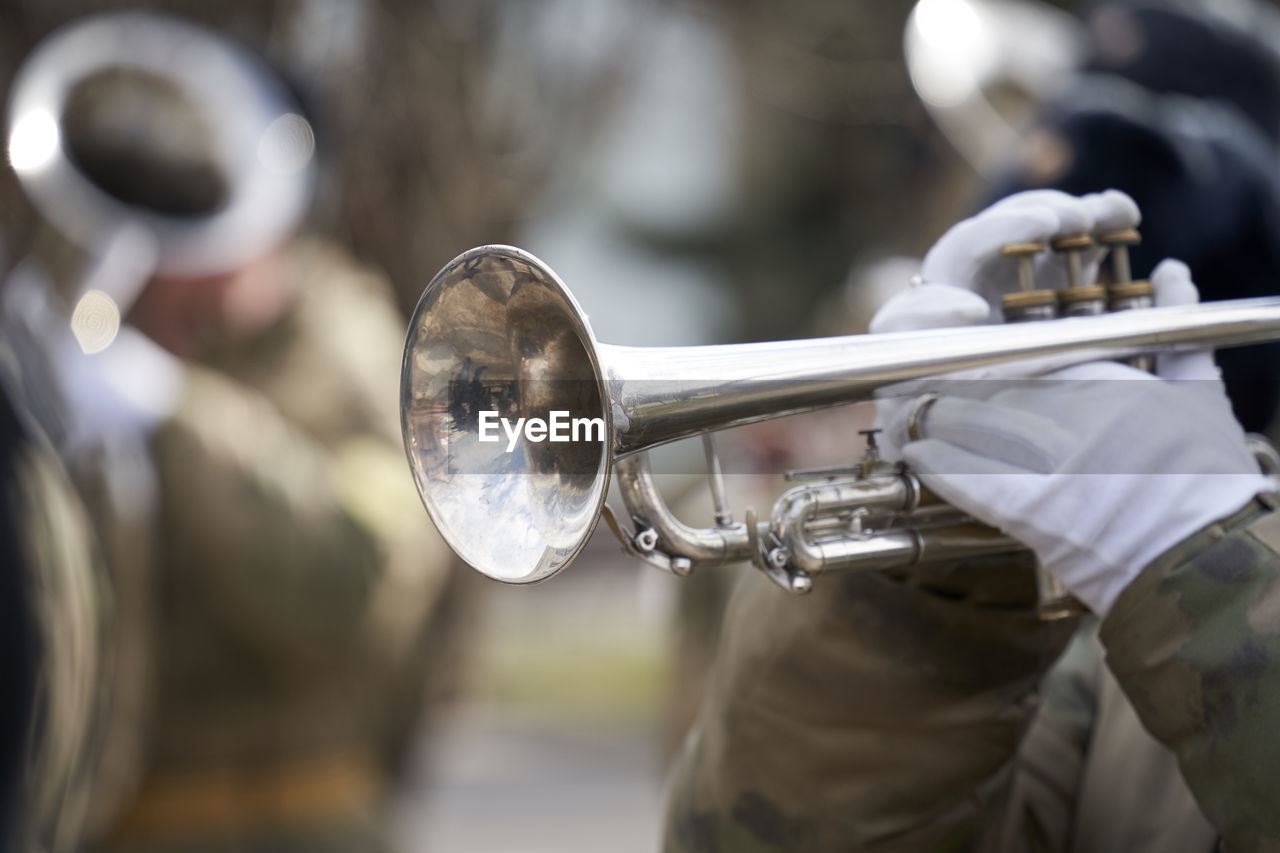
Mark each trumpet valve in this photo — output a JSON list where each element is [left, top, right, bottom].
[[1050, 233, 1095, 290], [1107, 279, 1155, 312], [1058, 284, 1109, 317], [1001, 289, 1059, 323], [1098, 230, 1154, 370], [1000, 241, 1045, 292], [1098, 228, 1142, 285], [1000, 241, 1061, 323]]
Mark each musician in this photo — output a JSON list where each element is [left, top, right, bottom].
[[5, 16, 463, 851], [986, 0, 1280, 435], [663, 189, 1280, 852]]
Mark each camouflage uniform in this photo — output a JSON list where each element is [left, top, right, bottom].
[[665, 494, 1280, 852], [86, 240, 461, 853]]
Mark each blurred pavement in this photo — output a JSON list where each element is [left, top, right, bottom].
[[391, 707, 665, 853], [389, 530, 682, 852]]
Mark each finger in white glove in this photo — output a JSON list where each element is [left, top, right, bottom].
[[1079, 190, 1143, 234], [868, 282, 990, 334], [1001, 189, 1141, 295], [869, 282, 991, 455], [920, 202, 1059, 313], [1149, 258, 1221, 382], [868, 285, 1133, 452]]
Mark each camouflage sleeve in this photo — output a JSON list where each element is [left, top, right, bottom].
[[664, 556, 1078, 853], [1099, 494, 1280, 853], [148, 364, 453, 668]]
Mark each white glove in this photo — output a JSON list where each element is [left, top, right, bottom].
[[918, 189, 1141, 319], [885, 360, 1269, 616], [867, 189, 1262, 615], [870, 189, 1213, 452], [870, 190, 1144, 417]]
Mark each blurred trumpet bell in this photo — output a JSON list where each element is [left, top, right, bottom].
[[6, 11, 315, 288], [905, 0, 1085, 176]]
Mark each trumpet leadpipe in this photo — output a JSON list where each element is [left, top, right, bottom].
[[599, 295, 1280, 453]]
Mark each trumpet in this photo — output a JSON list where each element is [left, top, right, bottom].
[[400, 242, 1280, 610]]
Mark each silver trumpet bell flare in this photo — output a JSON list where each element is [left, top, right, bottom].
[[400, 246, 612, 583]]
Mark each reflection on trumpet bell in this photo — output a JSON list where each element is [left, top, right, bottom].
[[401, 246, 611, 585], [400, 244, 1280, 598]]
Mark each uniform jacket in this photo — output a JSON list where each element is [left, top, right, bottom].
[[665, 494, 1280, 853]]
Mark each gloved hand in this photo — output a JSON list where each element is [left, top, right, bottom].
[[871, 188, 1142, 341], [871, 190, 1142, 450], [870, 189, 1214, 451], [867, 189, 1263, 615], [884, 360, 1269, 616], [913, 188, 1141, 319]]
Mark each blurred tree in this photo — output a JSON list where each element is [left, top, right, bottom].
[[613, 0, 966, 344]]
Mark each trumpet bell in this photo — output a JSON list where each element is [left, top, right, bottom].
[[400, 246, 612, 583]]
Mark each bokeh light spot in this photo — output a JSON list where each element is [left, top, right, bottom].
[[257, 113, 315, 174], [909, 0, 994, 108], [71, 289, 121, 354], [9, 108, 60, 173]]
